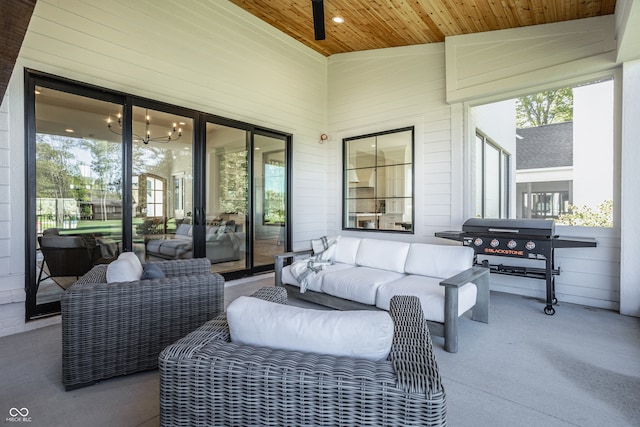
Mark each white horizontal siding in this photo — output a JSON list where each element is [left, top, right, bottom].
[[328, 44, 455, 243], [1, 0, 330, 335], [23, 0, 326, 130], [20, 0, 331, 251], [445, 15, 618, 103]]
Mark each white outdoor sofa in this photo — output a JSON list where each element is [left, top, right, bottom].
[[275, 236, 490, 352]]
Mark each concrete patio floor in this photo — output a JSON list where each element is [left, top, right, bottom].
[[1, 274, 639, 427]]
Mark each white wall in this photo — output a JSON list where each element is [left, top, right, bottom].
[[327, 44, 460, 243], [327, 20, 625, 311], [620, 59, 640, 316], [0, 72, 45, 336], [573, 81, 615, 208], [445, 15, 618, 103], [0, 0, 329, 336]]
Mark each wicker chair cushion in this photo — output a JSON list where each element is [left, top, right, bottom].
[[227, 296, 394, 361]]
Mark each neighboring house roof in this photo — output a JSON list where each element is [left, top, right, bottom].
[[90, 198, 123, 208], [516, 122, 573, 170]]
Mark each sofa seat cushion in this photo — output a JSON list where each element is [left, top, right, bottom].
[[175, 223, 192, 236], [405, 243, 474, 278], [146, 237, 192, 258], [321, 266, 405, 306], [281, 263, 355, 293], [227, 296, 393, 361], [375, 275, 478, 323], [355, 238, 411, 273]]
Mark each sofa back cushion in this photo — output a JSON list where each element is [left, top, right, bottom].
[[40, 235, 85, 248], [405, 243, 474, 278], [333, 236, 361, 265], [176, 224, 191, 236], [355, 238, 410, 273], [227, 296, 394, 361]]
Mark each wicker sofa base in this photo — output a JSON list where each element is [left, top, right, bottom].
[[159, 287, 447, 427]]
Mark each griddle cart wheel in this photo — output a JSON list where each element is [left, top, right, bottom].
[[544, 306, 556, 315]]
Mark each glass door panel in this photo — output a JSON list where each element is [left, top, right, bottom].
[[254, 133, 286, 267], [130, 106, 193, 262], [205, 123, 248, 273], [34, 87, 123, 308]]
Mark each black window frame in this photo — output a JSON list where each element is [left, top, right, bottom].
[[342, 126, 415, 233], [474, 131, 511, 219]]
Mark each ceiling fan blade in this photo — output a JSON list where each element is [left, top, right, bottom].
[[311, 0, 325, 40]]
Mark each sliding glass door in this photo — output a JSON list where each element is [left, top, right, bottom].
[[204, 124, 289, 275], [26, 70, 291, 319], [29, 82, 124, 316], [129, 106, 194, 263], [253, 132, 288, 268], [205, 122, 249, 273]]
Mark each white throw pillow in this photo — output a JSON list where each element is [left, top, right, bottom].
[[117, 252, 143, 278], [106, 252, 143, 283], [106, 259, 140, 283], [227, 296, 394, 361]]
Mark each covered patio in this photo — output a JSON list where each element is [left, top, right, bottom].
[[1, 1, 639, 425]]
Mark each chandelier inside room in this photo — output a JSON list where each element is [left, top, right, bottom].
[[107, 109, 182, 144]]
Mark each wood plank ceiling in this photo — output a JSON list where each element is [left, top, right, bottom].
[[230, 0, 617, 57]]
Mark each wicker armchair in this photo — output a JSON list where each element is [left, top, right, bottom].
[[159, 287, 446, 427], [61, 257, 224, 391]]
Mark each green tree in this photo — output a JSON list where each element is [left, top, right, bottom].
[[219, 151, 248, 214], [132, 144, 170, 176], [516, 88, 573, 128], [81, 139, 122, 221], [36, 134, 81, 198]]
